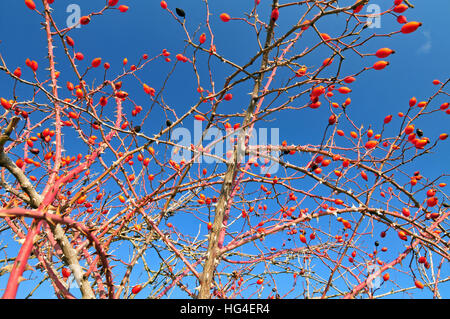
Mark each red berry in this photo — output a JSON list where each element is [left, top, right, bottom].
[[373, 60, 389, 70], [328, 114, 337, 125], [115, 91, 128, 99], [176, 54, 188, 62], [398, 230, 407, 241], [75, 89, 83, 98], [301, 20, 310, 30], [132, 285, 142, 294], [311, 86, 325, 97], [118, 5, 128, 12], [393, 4, 408, 13], [426, 197, 438, 207], [404, 125, 414, 134], [16, 159, 24, 169], [194, 115, 206, 121], [401, 21, 422, 34], [91, 57, 101, 68], [75, 52, 84, 60], [66, 36, 75, 47], [199, 33, 206, 44], [68, 111, 79, 119], [344, 76, 356, 83], [361, 171, 368, 181], [384, 114, 393, 124], [271, 8, 279, 21], [13, 67, 22, 78], [1, 98, 12, 110], [397, 15, 407, 24], [322, 58, 333, 67], [80, 16, 91, 25], [414, 280, 424, 289], [299, 234, 307, 243], [25, 0, 36, 10], [376, 48, 395, 58], [224, 93, 233, 101], [426, 189, 436, 197], [62, 268, 71, 278], [143, 84, 155, 96], [27, 60, 38, 72], [402, 207, 410, 217], [365, 140, 378, 149], [338, 86, 352, 94], [353, 5, 364, 13], [220, 13, 231, 22]]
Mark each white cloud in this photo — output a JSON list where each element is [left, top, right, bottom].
[[417, 31, 432, 54]]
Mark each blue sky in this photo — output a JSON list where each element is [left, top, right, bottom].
[[0, 1, 449, 299]]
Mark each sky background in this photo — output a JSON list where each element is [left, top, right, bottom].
[[0, 0, 449, 299]]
